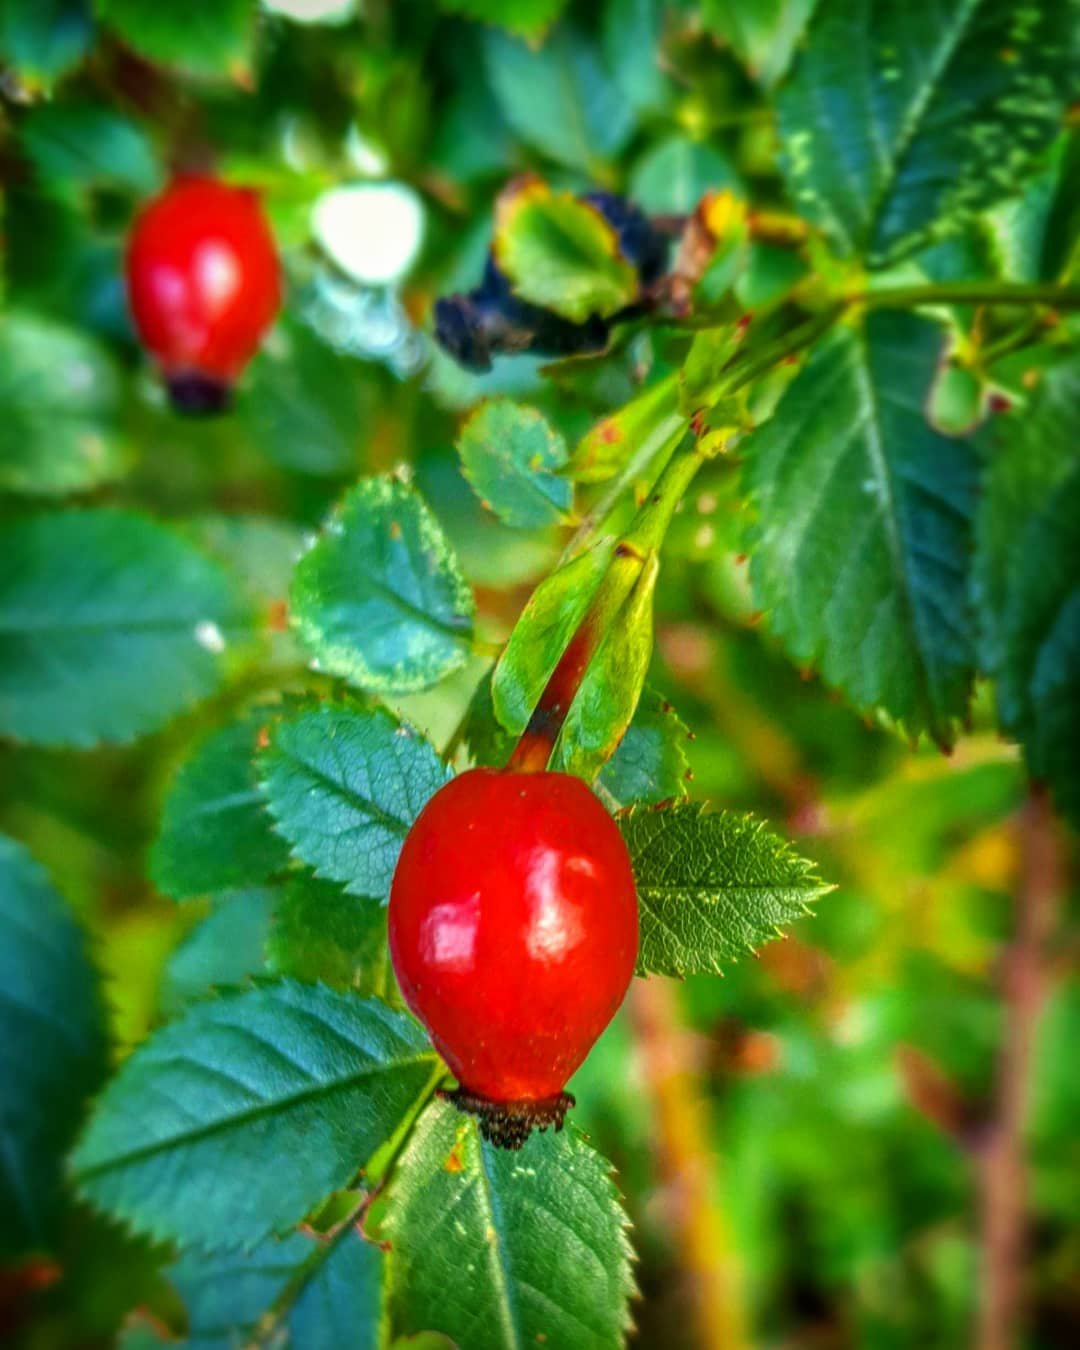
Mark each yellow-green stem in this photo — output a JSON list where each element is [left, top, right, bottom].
[[507, 444, 705, 774]]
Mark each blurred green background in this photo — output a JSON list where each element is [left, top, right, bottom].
[[0, 2, 1076, 1347]]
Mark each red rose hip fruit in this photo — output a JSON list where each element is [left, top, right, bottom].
[[126, 175, 281, 414], [389, 766, 638, 1147]]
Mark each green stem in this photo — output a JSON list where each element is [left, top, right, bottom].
[[621, 443, 707, 554], [365, 1060, 446, 1187], [856, 282, 1080, 311], [513, 276, 1077, 778], [719, 304, 843, 391], [561, 370, 686, 565], [253, 1057, 445, 1346], [252, 1190, 369, 1346], [980, 312, 1046, 366]]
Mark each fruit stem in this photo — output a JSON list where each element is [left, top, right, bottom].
[[506, 445, 704, 774], [976, 785, 1063, 1350]]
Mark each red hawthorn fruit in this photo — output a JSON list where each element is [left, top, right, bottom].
[[388, 766, 639, 1147], [126, 175, 281, 414]]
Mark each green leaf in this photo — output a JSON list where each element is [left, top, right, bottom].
[[0, 0, 93, 90], [974, 356, 1080, 822], [629, 135, 740, 215], [974, 355, 1079, 687], [742, 310, 979, 746], [458, 400, 572, 528], [158, 889, 274, 1016], [0, 509, 251, 747], [621, 803, 830, 976], [290, 476, 474, 695], [778, 0, 1075, 265], [431, 64, 515, 184], [492, 537, 616, 735], [680, 322, 751, 417], [267, 872, 391, 996], [71, 983, 439, 1249], [151, 711, 290, 901], [981, 146, 1078, 285], [494, 183, 640, 323], [438, 0, 567, 39], [0, 833, 106, 1258], [166, 1222, 383, 1350], [260, 702, 451, 900], [484, 25, 636, 173], [601, 0, 671, 115], [568, 373, 685, 485], [19, 101, 161, 197], [416, 451, 560, 590], [376, 1099, 635, 1350], [928, 362, 986, 437], [0, 312, 130, 496], [237, 320, 373, 478], [552, 555, 657, 782], [597, 690, 690, 807], [94, 0, 257, 79], [3, 187, 130, 340], [734, 242, 808, 310], [704, 0, 818, 87]]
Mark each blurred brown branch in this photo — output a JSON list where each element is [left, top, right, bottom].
[[976, 786, 1064, 1350], [895, 1045, 982, 1149], [629, 978, 748, 1350]]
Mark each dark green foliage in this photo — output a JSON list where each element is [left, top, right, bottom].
[[743, 311, 981, 746], [779, 0, 1077, 264], [375, 1099, 635, 1350], [94, 0, 257, 78], [0, 835, 106, 1257], [0, 1, 1076, 1346], [622, 803, 831, 975], [71, 984, 438, 1248], [19, 101, 161, 197], [0, 511, 252, 746], [290, 478, 475, 694], [158, 889, 274, 1013], [151, 711, 290, 900], [0, 312, 128, 494], [165, 1223, 383, 1350], [266, 872, 391, 994], [597, 690, 691, 806], [0, 0, 93, 88], [260, 702, 451, 900], [974, 356, 1080, 823]]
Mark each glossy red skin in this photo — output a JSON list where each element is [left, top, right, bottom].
[[126, 176, 280, 382], [389, 767, 639, 1102]]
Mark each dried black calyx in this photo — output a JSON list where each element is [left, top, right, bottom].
[[166, 371, 233, 416], [441, 1086, 576, 1150], [435, 256, 611, 373], [434, 191, 670, 373], [580, 191, 670, 286]]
